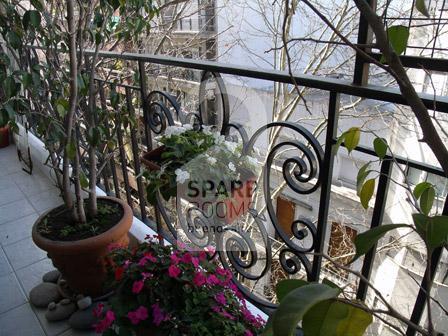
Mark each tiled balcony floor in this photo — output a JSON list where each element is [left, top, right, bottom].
[[0, 145, 95, 336]]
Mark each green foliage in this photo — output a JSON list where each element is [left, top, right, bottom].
[[386, 25, 410, 56], [413, 214, 448, 251], [351, 224, 409, 263], [23, 10, 41, 30], [275, 279, 309, 303], [103, 239, 265, 335], [413, 182, 436, 215], [373, 137, 387, 159], [359, 178, 375, 209], [416, 0, 430, 17], [302, 299, 372, 336]]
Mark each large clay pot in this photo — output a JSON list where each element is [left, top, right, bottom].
[[0, 125, 9, 148], [32, 196, 133, 297]]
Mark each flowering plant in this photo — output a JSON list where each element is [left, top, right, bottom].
[[143, 124, 259, 205], [95, 237, 265, 335]]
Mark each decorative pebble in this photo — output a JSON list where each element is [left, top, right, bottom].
[[48, 302, 56, 311], [68, 302, 103, 330], [45, 301, 77, 321], [42, 270, 61, 283], [77, 296, 92, 310], [60, 298, 71, 305], [30, 283, 62, 308]]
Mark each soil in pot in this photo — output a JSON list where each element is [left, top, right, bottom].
[[33, 197, 132, 297], [36, 198, 124, 241]]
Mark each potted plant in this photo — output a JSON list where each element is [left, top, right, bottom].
[[96, 236, 266, 335], [142, 124, 259, 224], [1, 1, 157, 296]]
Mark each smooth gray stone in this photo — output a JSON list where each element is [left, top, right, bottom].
[[29, 283, 62, 308], [77, 296, 92, 310], [42, 270, 60, 283], [68, 303, 102, 330], [45, 301, 76, 321]]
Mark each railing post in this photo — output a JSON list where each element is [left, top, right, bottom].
[[311, 91, 340, 281], [138, 60, 163, 241], [125, 87, 148, 223], [353, 0, 377, 85], [356, 159, 393, 300]]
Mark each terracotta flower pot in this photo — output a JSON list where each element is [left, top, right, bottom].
[[32, 196, 133, 297], [0, 125, 10, 148], [141, 146, 166, 171]]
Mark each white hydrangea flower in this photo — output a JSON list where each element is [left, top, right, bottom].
[[207, 156, 217, 165], [224, 141, 238, 153], [228, 162, 236, 172], [213, 132, 225, 145], [183, 123, 193, 131], [202, 125, 214, 135], [247, 156, 258, 167], [175, 168, 190, 184]]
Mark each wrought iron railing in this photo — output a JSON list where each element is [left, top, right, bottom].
[[22, 46, 448, 335]]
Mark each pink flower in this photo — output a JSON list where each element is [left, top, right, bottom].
[[191, 257, 199, 268], [244, 331, 254, 336], [170, 253, 181, 265], [94, 310, 115, 333], [152, 303, 169, 326], [205, 245, 216, 256], [142, 272, 153, 280], [207, 275, 220, 285], [214, 293, 227, 305], [168, 264, 181, 278], [92, 303, 104, 318], [211, 305, 221, 313], [127, 306, 148, 325], [193, 272, 206, 286], [176, 240, 187, 250], [132, 280, 144, 294], [181, 253, 192, 264], [219, 309, 235, 320], [144, 252, 157, 262], [198, 251, 207, 261]]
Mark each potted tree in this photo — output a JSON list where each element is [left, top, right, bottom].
[[0, 0, 157, 296]]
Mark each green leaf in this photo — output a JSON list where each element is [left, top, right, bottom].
[[276, 279, 309, 303], [413, 182, 433, 199], [79, 171, 89, 189], [416, 0, 430, 17], [271, 284, 340, 336], [30, 0, 44, 11], [21, 73, 33, 89], [4, 77, 18, 99], [333, 133, 346, 155], [352, 224, 409, 262], [373, 137, 387, 159], [65, 141, 76, 161], [23, 10, 41, 30], [387, 25, 410, 56], [302, 299, 372, 336], [55, 98, 69, 117], [343, 127, 360, 153], [322, 278, 342, 291], [420, 186, 435, 216], [356, 162, 372, 196], [412, 214, 448, 251], [7, 31, 21, 49], [360, 178, 375, 209]]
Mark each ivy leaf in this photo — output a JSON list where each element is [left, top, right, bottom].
[[373, 137, 388, 159], [351, 224, 409, 262], [343, 127, 360, 154], [23, 10, 41, 30], [270, 284, 340, 336], [276, 279, 309, 303], [420, 186, 435, 216], [387, 25, 410, 56], [413, 214, 448, 251], [360, 178, 375, 209], [416, 0, 430, 17]]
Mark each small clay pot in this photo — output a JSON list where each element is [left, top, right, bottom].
[[0, 125, 10, 148], [140, 146, 166, 171]]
